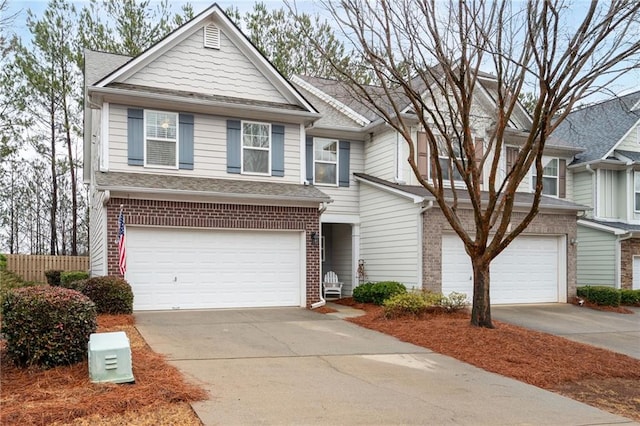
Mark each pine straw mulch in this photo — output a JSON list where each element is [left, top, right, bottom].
[[0, 315, 207, 426], [333, 298, 640, 422]]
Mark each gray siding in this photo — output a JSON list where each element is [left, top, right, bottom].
[[573, 171, 593, 216], [365, 129, 396, 180], [321, 140, 364, 216], [89, 187, 107, 276], [124, 27, 288, 104], [614, 122, 640, 151], [108, 104, 301, 183], [576, 225, 616, 286], [359, 184, 420, 288]]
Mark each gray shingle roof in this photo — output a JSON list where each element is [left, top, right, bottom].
[[84, 50, 132, 87], [95, 172, 331, 203], [550, 90, 640, 164], [354, 173, 589, 212]]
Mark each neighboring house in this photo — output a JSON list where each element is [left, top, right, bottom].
[[85, 4, 586, 311], [292, 74, 586, 305], [551, 90, 640, 290], [85, 4, 331, 310]]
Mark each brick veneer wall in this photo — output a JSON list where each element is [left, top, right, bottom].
[[106, 197, 321, 307], [422, 208, 578, 301], [620, 238, 640, 290]]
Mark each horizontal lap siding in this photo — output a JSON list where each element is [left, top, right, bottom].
[[108, 104, 301, 182], [322, 140, 364, 216], [573, 171, 593, 217], [576, 225, 616, 286], [124, 27, 288, 104], [365, 130, 396, 180], [359, 184, 419, 288]]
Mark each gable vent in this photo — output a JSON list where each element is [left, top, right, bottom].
[[204, 24, 220, 49]]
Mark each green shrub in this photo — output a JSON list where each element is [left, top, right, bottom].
[[383, 292, 428, 318], [82, 276, 134, 314], [0, 253, 7, 270], [64, 278, 89, 293], [44, 270, 62, 286], [620, 289, 640, 306], [440, 292, 469, 312], [1, 286, 96, 368], [60, 270, 90, 288], [577, 286, 621, 307], [353, 281, 407, 305], [0, 270, 40, 305]]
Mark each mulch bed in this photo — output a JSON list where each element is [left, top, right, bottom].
[[0, 315, 207, 425], [333, 298, 640, 421]]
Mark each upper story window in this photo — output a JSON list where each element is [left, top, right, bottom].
[[417, 132, 483, 184], [314, 138, 338, 186], [438, 138, 465, 182], [145, 110, 178, 168], [532, 157, 559, 196], [242, 121, 271, 175]]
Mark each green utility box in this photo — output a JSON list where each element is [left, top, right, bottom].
[[88, 331, 134, 384]]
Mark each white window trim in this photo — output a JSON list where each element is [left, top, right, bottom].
[[633, 171, 640, 213], [313, 137, 339, 187], [143, 110, 179, 169], [426, 134, 468, 188], [99, 102, 109, 171], [241, 120, 271, 176], [531, 156, 560, 197]]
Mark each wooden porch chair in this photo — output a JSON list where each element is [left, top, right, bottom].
[[323, 271, 343, 299]]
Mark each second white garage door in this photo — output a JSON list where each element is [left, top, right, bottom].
[[125, 227, 304, 310], [441, 234, 565, 304]]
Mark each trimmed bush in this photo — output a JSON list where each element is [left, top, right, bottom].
[[353, 281, 407, 305], [383, 292, 429, 318], [82, 276, 134, 314], [60, 270, 90, 288], [1, 286, 97, 368], [620, 289, 640, 306], [440, 292, 469, 312], [0, 270, 40, 305], [577, 286, 621, 307], [44, 270, 62, 286], [0, 253, 6, 270], [64, 278, 89, 293]]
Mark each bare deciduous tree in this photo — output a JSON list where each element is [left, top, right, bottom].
[[298, 0, 640, 327]]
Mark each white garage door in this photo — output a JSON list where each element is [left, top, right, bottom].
[[125, 227, 303, 310], [442, 235, 564, 304]]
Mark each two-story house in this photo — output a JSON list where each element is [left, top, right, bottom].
[[85, 4, 586, 311], [551, 90, 640, 290]]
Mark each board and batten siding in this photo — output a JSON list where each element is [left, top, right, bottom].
[[89, 186, 108, 276], [359, 184, 420, 288], [576, 225, 616, 286], [124, 27, 288, 105], [108, 104, 301, 183], [365, 129, 396, 180], [321, 140, 363, 216]]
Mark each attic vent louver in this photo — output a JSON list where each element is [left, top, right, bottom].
[[204, 24, 220, 49]]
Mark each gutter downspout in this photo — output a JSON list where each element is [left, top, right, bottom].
[[311, 202, 329, 309], [417, 201, 434, 289]]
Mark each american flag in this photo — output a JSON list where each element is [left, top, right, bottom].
[[117, 209, 127, 275]]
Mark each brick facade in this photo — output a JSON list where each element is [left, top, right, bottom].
[[619, 238, 640, 290], [422, 208, 578, 301], [106, 197, 321, 307]]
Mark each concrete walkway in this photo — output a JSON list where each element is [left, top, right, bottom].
[[493, 304, 640, 359], [135, 308, 638, 425]]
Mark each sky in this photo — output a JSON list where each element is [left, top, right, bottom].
[[4, 0, 639, 102]]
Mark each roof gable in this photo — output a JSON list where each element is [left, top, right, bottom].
[[93, 3, 317, 113]]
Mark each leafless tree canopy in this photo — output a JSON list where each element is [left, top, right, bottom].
[[299, 0, 640, 326]]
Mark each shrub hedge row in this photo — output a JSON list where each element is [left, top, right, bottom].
[[352, 281, 407, 305], [576, 285, 640, 307]]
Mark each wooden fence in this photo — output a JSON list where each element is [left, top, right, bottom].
[[6, 254, 90, 283]]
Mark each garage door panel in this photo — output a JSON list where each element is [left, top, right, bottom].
[[442, 235, 561, 304], [125, 227, 302, 310]]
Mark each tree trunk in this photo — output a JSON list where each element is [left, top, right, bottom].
[[49, 85, 58, 255], [470, 257, 494, 328]]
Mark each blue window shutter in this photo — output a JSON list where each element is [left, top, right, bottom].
[[339, 141, 351, 187], [179, 114, 194, 170], [227, 120, 241, 174], [305, 136, 314, 184], [127, 108, 144, 166], [271, 124, 285, 177]]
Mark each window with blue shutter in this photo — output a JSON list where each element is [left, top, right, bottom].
[[227, 120, 241, 174], [178, 114, 194, 170], [339, 141, 350, 187], [271, 124, 285, 177], [127, 108, 144, 166]]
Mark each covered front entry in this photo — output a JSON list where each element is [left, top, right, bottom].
[[321, 223, 356, 296], [441, 234, 566, 304], [126, 227, 304, 310]]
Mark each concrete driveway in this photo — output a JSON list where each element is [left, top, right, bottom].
[[135, 307, 637, 425], [492, 304, 640, 359]]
